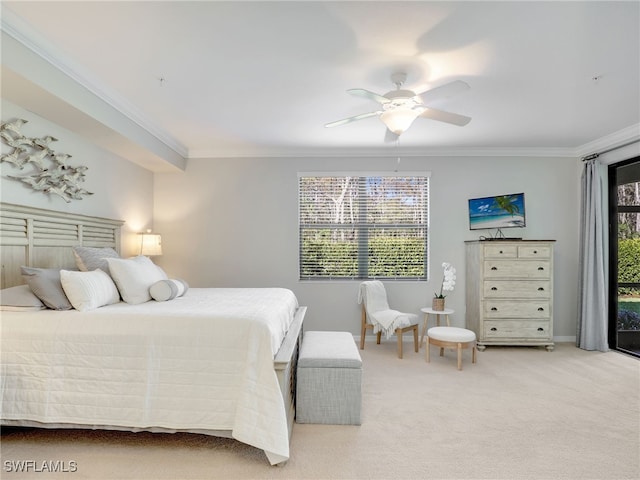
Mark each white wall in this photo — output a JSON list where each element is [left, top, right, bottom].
[[154, 155, 580, 340], [1, 100, 154, 256]]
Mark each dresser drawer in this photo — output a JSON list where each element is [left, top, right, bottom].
[[484, 260, 551, 279], [484, 321, 552, 340], [518, 245, 551, 259], [483, 300, 550, 318], [483, 244, 518, 258], [483, 280, 551, 298]]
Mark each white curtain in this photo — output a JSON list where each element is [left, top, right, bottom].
[[577, 158, 609, 351]]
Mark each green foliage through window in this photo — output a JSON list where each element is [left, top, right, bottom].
[[619, 238, 640, 284], [299, 175, 429, 280]]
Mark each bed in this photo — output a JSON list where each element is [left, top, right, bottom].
[[0, 203, 306, 465]]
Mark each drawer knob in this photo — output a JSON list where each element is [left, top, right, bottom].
[[491, 287, 498, 291], [491, 267, 498, 271], [537, 287, 545, 291], [538, 307, 544, 311], [533, 250, 538, 254], [537, 267, 544, 271], [499, 250, 503, 254], [491, 327, 497, 331], [491, 307, 498, 311], [537, 327, 544, 332]]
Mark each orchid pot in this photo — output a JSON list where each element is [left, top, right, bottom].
[[433, 262, 456, 312]]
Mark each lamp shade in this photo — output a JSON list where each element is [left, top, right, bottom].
[[380, 109, 420, 136], [140, 233, 162, 256]]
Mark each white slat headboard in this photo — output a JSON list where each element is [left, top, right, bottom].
[[0, 203, 124, 289]]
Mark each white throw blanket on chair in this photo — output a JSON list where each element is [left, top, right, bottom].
[[358, 281, 415, 339]]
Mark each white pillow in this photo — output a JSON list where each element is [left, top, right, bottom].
[[106, 256, 168, 305], [60, 269, 120, 312], [150, 279, 189, 302], [0, 285, 46, 311], [0, 305, 46, 312]]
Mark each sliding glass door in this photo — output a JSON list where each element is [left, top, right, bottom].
[[609, 157, 640, 357]]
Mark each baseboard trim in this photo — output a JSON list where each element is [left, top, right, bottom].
[[354, 335, 577, 344], [553, 336, 576, 343]]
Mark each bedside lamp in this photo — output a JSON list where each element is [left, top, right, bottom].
[[140, 230, 162, 256]]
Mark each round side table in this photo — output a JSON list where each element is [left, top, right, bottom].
[[420, 307, 454, 348]]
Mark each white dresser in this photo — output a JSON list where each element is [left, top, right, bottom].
[[465, 240, 555, 351]]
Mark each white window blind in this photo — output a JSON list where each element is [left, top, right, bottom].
[[298, 173, 429, 280]]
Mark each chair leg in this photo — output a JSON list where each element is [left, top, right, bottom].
[[439, 347, 444, 357], [397, 329, 403, 359], [376, 331, 381, 344], [457, 343, 462, 370], [472, 345, 477, 364], [412, 326, 419, 353]]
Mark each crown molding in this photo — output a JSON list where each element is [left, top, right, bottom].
[[189, 126, 640, 159], [574, 124, 640, 158], [187, 145, 579, 159], [1, 8, 188, 159]]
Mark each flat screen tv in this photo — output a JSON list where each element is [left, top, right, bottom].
[[468, 193, 526, 230]]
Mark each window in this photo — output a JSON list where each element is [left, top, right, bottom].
[[608, 157, 640, 357], [298, 173, 429, 280]]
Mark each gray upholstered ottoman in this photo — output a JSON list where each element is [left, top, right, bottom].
[[296, 331, 362, 425]]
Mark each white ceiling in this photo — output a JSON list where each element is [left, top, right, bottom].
[[2, 1, 639, 165]]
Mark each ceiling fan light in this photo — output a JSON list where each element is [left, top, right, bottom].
[[379, 109, 420, 136]]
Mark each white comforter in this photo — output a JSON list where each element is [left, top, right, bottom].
[[0, 288, 298, 464]]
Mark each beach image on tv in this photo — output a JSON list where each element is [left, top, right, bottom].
[[468, 193, 526, 230]]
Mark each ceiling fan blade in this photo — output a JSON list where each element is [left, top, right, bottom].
[[347, 89, 390, 104], [417, 80, 470, 104], [325, 111, 380, 128], [384, 128, 400, 143], [419, 107, 471, 126]]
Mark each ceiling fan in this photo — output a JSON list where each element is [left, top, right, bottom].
[[325, 72, 471, 140]]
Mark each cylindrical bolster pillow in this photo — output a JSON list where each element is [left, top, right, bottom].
[[149, 279, 189, 302]]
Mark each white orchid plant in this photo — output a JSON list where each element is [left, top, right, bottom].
[[434, 262, 456, 299]]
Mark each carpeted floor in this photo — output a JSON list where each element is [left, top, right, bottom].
[[1, 342, 638, 480]]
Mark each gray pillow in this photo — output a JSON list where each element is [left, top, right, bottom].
[[73, 246, 120, 273], [21, 266, 73, 310]]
